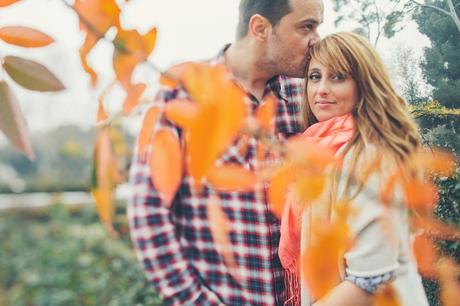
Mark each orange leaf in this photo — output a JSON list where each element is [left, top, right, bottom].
[[91, 126, 116, 226], [113, 49, 138, 91], [183, 64, 247, 184], [149, 130, 183, 206], [373, 285, 402, 306], [413, 216, 460, 240], [137, 106, 159, 159], [413, 234, 438, 278], [293, 174, 325, 204], [268, 164, 295, 218], [122, 83, 145, 115], [380, 171, 399, 207], [0, 0, 20, 7], [285, 136, 336, 170], [159, 62, 192, 88], [438, 258, 460, 306], [255, 94, 276, 132], [206, 165, 256, 191], [0, 26, 54, 47], [414, 149, 457, 177], [75, 0, 120, 86], [403, 180, 438, 215], [302, 218, 349, 300], [97, 95, 109, 123], [207, 194, 240, 280], [163, 99, 199, 129]]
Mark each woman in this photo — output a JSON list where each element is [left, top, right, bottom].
[[279, 32, 429, 306]]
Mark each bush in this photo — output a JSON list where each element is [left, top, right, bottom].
[[0, 204, 164, 306]]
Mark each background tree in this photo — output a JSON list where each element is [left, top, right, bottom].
[[413, 0, 460, 108], [331, 0, 415, 46], [392, 44, 431, 104]]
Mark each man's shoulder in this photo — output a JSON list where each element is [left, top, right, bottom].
[[277, 75, 305, 103]]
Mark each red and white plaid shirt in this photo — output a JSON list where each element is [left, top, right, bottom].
[[127, 46, 304, 306]]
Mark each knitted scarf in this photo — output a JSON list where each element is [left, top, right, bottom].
[[279, 113, 355, 305]]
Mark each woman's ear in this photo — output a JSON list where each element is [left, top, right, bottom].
[[248, 14, 271, 41]]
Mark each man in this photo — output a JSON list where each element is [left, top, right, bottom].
[[128, 0, 324, 305]]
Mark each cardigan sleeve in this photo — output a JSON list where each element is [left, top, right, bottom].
[[338, 152, 401, 278]]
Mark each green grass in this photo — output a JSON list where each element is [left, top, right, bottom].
[[0, 203, 164, 306]]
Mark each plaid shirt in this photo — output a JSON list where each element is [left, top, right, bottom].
[[128, 46, 304, 306]]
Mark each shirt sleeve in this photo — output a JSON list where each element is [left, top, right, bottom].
[[127, 87, 223, 306]]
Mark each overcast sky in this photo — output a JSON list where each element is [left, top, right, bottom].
[[0, 0, 430, 135]]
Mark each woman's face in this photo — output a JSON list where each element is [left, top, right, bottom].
[[307, 59, 358, 122]]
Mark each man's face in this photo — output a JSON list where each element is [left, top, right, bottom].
[[265, 0, 324, 78]]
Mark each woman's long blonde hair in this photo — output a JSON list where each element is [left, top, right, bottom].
[[303, 32, 421, 172]]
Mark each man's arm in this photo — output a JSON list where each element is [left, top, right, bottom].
[[127, 89, 223, 306]]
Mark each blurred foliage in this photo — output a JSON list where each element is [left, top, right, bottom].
[[413, 0, 460, 108], [0, 203, 164, 306], [413, 101, 460, 305], [0, 124, 134, 193]]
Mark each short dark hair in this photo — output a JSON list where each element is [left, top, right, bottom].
[[236, 0, 292, 39]]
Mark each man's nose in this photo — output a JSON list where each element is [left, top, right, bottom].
[[309, 31, 321, 47]]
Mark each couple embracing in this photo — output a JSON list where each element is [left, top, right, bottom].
[[127, 0, 429, 305]]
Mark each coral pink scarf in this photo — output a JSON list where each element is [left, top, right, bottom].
[[279, 113, 355, 305]]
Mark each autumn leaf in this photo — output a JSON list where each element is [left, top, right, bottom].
[[159, 62, 193, 88], [293, 174, 325, 204], [413, 216, 460, 240], [0, 81, 34, 160], [137, 106, 159, 159], [438, 258, 460, 306], [302, 217, 350, 300], [97, 95, 109, 123], [2, 55, 65, 92], [206, 164, 256, 191], [255, 94, 276, 132], [149, 129, 183, 206], [164, 99, 199, 129], [75, 0, 121, 86], [122, 83, 146, 115], [113, 27, 157, 91], [0, 0, 20, 7], [413, 149, 457, 177], [180, 63, 247, 185], [206, 194, 240, 280], [413, 234, 438, 278], [373, 285, 401, 306], [380, 171, 399, 207], [91, 126, 117, 234], [268, 164, 295, 218], [285, 136, 336, 170], [0, 26, 54, 47], [403, 180, 438, 215]]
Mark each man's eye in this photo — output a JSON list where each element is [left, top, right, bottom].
[[303, 23, 315, 31], [308, 73, 321, 81]]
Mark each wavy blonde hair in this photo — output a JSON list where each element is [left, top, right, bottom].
[[302, 32, 421, 184]]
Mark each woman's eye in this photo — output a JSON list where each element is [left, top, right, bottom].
[[308, 72, 321, 81], [331, 72, 346, 81]]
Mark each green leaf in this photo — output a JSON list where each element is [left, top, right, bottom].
[[0, 80, 35, 160], [2, 55, 65, 92]]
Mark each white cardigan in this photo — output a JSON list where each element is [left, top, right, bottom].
[[299, 145, 429, 306]]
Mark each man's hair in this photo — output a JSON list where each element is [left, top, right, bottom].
[[236, 0, 292, 39]]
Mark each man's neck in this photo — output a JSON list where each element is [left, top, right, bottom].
[[224, 41, 275, 101]]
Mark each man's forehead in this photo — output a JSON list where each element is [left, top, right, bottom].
[[288, 0, 324, 23]]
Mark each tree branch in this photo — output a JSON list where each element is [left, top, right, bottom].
[[408, 0, 451, 16], [59, 0, 170, 77]]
